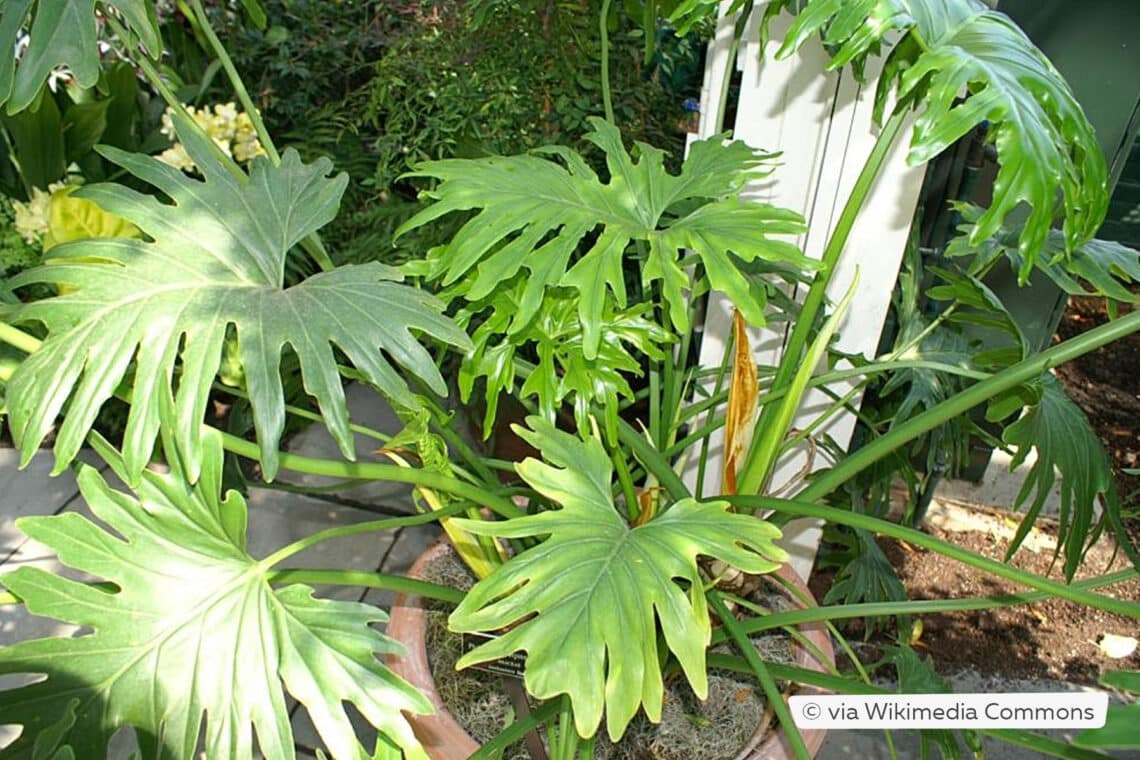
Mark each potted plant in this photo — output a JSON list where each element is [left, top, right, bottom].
[[0, 1, 1137, 759]]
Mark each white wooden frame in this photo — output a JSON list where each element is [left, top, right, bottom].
[[683, 4, 928, 578]]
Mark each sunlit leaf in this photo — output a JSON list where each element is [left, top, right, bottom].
[[5, 112, 469, 482], [0, 429, 430, 760], [448, 417, 788, 741], [399, 118, 808, 359]]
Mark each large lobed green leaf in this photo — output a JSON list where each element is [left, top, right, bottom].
[[0, 428, 430, 759], [399, 117, 808, 358], [0, 0, 161, 114], [773, 0, 1108, 274], [5, 112, 469, 482], [448, 417, 788, 741]]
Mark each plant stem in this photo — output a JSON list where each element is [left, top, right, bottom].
[[740, 109, 908, 490], [709, 589, 811, 760], [714, 0, 754, 134], [728, 495, 1140, 619], [267, 568, 465, 604], [599, 0, 615, 124], [798, 307, 1140, 503], [188, 0, 279, 162], [0, 322, 41, 354], [471, 699, 562, 760], [717, 568, 1136, 641], [259, 502, 467, 568], [218, 430, 525, 520], [616, 418, 690, 501], [184, 0, 337, 272], [104, 14, 247, 185]]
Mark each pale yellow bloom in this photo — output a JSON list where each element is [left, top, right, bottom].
[[159, 102, 266, 171]]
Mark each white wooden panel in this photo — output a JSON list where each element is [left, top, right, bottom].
[[683, 3, 926, 573]]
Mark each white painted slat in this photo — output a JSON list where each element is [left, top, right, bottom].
[[684, 3, 927, 575]]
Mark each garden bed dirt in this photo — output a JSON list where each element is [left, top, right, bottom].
[[808, 519, 1140, 686]]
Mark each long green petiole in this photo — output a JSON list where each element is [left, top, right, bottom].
[[258, 501, 468, 568], [709, 589, 811, 760], [267, 569, 465, 604], [729, 496, 1140, 619], [798, 307, 1140, 502], [739, 109, 909, 493], [714, 568, 1136, 642]]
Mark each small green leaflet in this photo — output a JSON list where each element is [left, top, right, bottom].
[[5, 111, 469, 482], [398, 118, 808, 358], [0, 0, 161, 114], [0, 428, 430, 759], [447, 417, 788, 741]]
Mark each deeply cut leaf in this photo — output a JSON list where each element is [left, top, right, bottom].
[[399, 118, 808, 358], [0, 0, 161, 114], [774, 0, 1108, 271], [947, 204, 1140, 304], [0, 429, 430, 759], [991, 374, 1117, 581], [5, 112, 469, 481], [447, 417, 788, 741]]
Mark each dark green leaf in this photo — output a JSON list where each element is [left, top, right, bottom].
[[947, 204, 1140, 304], [1, 87, 65, 189], [999, 374, 1116, 580], [776, 0, 1108, 272], [61, 98, 109, 163]]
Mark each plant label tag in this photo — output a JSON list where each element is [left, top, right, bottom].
[[461, 632, 527, 679]]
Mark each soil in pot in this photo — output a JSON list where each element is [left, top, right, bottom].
[[413, 543, 808, 760]]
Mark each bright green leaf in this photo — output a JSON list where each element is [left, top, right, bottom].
[[448, 417, 788, 741], [776, 0, 1108, 271], [399, 118, 808, 358], [5, 112, 470, 482], [0, 1, 160, 114], [0, 429, 430, 760]]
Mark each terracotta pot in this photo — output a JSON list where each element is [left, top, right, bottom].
[[387, 541, 834, 759]]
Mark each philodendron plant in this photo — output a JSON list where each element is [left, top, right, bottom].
[[1, 0, 1139, 758]]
